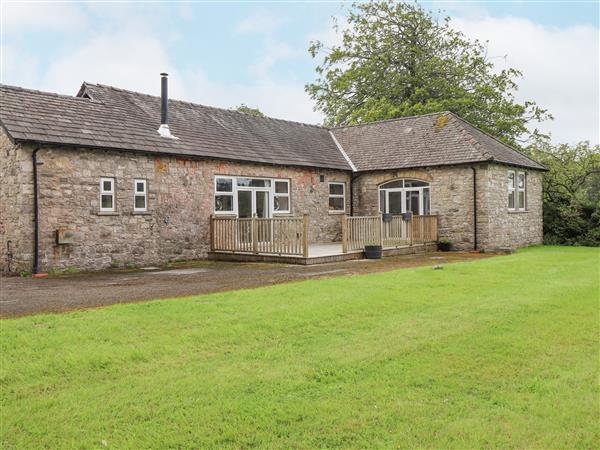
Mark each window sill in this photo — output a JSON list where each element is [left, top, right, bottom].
[[132, 211, 152, 215], [273, 212, 292, 216], [97, 211, 119, 216], [508, 210, 529, 214], [328, 210, 346, 215]]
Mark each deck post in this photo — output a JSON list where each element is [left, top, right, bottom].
[[209, 214, 215, 252], [341, 214, 348, 254], [379, 213, 384, 247], [252, 215, 258, 254], [302, 214, 309, 258]]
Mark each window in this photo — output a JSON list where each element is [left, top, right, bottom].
[[328, 182, 345, 213], [274, 180, 290, 213], [517, 172, 526, 209], [215, 177, 234, 213], [100, 177, 115, 212], [236, 178, 271, 188], [134, 179, 147, 212], [378, 179, 430, 215], [508, 171, 516, 209], [508, 170, 527, 211]]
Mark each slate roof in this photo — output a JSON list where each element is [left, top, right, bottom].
[[0, 83, 350, 170], [0, 83, 545, 172], [330, 112, 546, 171]]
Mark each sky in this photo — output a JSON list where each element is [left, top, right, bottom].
[[1, 1, 598, 145]]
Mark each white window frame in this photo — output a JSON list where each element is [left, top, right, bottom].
[[273, 179, 291, 214], [100, 177, 115, 212], [133, 179, 147, 212], [214, 176, 294, 216], [508, 170, 516, 210], [378, 179, 431, 215], [328, 182, 346, 214], [517, 171, 527, 210], [214, 176, 235, 215]]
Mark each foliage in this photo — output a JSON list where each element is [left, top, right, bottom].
[[306, 0, 550, 146], [2, 247, 598, 448], [527, 140, 600, 246], [233, 103, 265, 117]]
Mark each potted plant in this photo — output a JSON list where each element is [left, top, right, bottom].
[[437, 238, 452, 252], [364, 244, 383, 259]]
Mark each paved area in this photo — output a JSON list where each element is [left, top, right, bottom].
[[0, 252, 492, 317]]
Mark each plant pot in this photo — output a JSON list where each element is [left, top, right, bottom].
[[437, 241, 452, 252], [364, 245, 382, 259]]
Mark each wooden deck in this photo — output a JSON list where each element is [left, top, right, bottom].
[[209, 214, 438, 265], [209, 242, 437, 265]]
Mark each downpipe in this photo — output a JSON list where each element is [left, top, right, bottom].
[[471, 166, 478, 251]]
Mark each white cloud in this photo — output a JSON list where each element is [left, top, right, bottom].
[[0, 44, 38, 86], [175, 68, 320, 123], [452, 16, 599, 145], [1, 2, 87, 31], [234, 12, 285, 35], [29, 27, 321, 124], [39, 31, 179, 97], [248, 41, 297, 77]]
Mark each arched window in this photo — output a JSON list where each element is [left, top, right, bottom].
[[378, 179, 430, 215]]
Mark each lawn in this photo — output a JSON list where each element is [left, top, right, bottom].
[[1, 246, 598, 449]]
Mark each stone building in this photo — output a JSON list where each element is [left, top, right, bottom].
[[0, 76, 545, 273]]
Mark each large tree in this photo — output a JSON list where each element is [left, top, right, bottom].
[[526, 140, 600, 246], [306, 0, 550, 146]]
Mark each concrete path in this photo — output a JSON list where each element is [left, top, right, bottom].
[[0, 252, 491, 317]]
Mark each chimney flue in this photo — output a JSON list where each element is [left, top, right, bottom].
[[157, 72, 177, 139], [160, 72, 168, 125]]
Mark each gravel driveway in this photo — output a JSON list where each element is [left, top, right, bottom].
[[0, 252, 490, 317]]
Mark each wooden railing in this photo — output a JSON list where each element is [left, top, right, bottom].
[[342, 214, 438, 253], [211, 215, 308, 257]]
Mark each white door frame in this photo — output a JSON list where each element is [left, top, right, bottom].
[[237, 188, 272, 218], [383, 187, 427, 215]]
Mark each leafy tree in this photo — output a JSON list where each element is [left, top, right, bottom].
[[234, 104, 265, 117], [527, 140, 600, 246], [306, 0, 551, 146]]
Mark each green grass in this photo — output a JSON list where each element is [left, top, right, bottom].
[[1, 246, 598, 449]]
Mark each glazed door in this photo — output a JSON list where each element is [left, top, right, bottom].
[[237, 189, 271, 218], [405, 190, 421, 215], [387, 190, 403, 215]]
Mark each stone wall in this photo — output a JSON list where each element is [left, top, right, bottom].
[[351, 163, 544, 251], [0, 140, 350, 272], [0, 131, 544, 273], [1, 130, 37, 273], [352, 166, 480, 250], [478, 164, 543, 250]]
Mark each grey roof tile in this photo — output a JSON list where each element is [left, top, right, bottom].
[[330, 112, 546, 171], [1, 83, 350, 171], [0, 83, 545, 172]]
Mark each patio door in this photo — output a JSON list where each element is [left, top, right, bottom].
[[237, 189, 271, 246], [387, 190, 403, 215], [405, 190, 421, 215], [237, 189, 271, 218]]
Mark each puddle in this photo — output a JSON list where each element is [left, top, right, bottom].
[[300, 269, 347, 276], [148, 268, 211, 276]]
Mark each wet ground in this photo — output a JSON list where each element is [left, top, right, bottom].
[[0, 252, 492, 318]]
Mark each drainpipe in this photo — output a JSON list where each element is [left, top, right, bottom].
[[32, 147, 41, 274], [349, 172, 361, 216], [471, 166, 477, 251]]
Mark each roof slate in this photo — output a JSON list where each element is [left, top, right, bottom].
[[330, 112, 546, 171], [0, 83, 545, 172], [0, 83, 350, 170]]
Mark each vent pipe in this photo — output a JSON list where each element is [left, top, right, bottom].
[[157, 73, 177, 139]]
